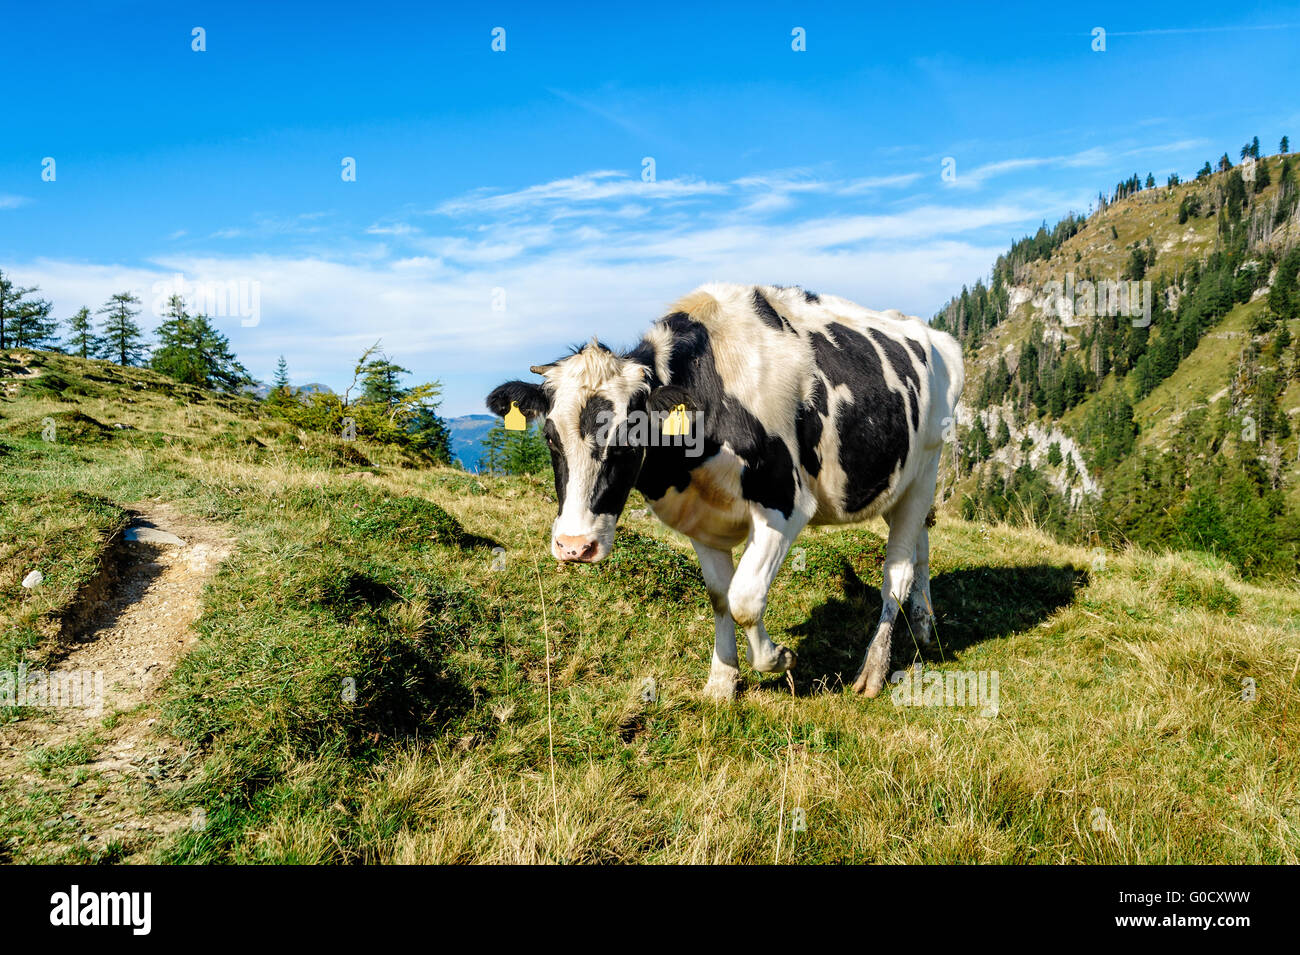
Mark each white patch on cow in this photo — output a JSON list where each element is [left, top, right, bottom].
[[640, 321, 675, 384]]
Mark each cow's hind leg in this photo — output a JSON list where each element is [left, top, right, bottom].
[[729, 504, 808, 676], [903, 523, 935, 649], [692, 540, 741, 700], [852, 469, 936, 696]]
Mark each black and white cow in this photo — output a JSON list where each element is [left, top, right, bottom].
[[487, 283, 964, 699]]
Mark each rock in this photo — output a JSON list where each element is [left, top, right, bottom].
[[22, 570, 43, 588], [124, 526, 186, 546]]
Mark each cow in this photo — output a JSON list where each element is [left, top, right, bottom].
[[487, 283, 964, 699]]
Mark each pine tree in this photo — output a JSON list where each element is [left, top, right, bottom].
[[64, 307, 95, 358], [994, 417, 1011, 449], [1145, 172, 1155, 189], [1254, 155, 1271, 193], [1270, 247, 1300, 322], [11, 296, 59, 348], [1282, 135, 1290, 155], [268, 355, 292, 405], [150, 294, 250, 391], [481, 422, 548, 475], [96, 292, 146, 366], [0, 270, 40, 350], [361, 356, 411, 409], [150, 295, 203, 383]]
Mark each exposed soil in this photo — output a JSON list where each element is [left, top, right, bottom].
[[0, 501, 232, 861]]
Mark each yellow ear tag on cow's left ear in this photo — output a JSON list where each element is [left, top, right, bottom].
[[504, 401, 527, 431], [662, 403, 689, 436]]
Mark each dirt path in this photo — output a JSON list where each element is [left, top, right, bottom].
[[0, 502, 232, 861]]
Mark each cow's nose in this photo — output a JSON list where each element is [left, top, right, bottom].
[[555, 535, 599, 562]]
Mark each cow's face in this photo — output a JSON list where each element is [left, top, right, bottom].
[[487, 342, 655, 563]]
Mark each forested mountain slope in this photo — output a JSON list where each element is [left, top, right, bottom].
[[934, 143, 1300, 578]]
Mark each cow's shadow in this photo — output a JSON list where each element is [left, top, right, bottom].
[[770, 559, 1087, 696]]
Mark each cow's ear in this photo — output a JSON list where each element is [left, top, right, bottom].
[[486, 380, 548, 420], [647, 385, 696, 416]]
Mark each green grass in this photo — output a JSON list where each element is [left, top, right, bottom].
[[2, 349, 1299, 863]]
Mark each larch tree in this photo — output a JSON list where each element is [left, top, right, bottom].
[[96, 292, 147, 366]]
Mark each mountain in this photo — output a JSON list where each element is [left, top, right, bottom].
[[445, 414, 497, 470], [934, 145, 1300, 578]]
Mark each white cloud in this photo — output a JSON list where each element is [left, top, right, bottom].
[[432, 171, 726, 217], [13, 157, 1094, 415]]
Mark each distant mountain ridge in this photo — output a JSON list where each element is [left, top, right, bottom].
[[445, 414, 496, 470]]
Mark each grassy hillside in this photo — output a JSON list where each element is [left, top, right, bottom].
[[3, 349, 1299, 863]]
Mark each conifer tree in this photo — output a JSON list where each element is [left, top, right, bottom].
[[10, 296, 58, 348], [268, 355, 292, 405], [0, 269, 39, 350], [96, 292, 146, 366], [64, 306, 95, 358]]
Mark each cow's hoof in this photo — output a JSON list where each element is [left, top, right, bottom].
[[702, 676, 741, 701], [851, 665, 886, 697], [755, 645, 797, 674]]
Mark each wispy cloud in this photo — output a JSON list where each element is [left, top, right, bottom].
[[0, 195, 30, 210], [431, 171, 726, 217], [546, 88, 655, 140]]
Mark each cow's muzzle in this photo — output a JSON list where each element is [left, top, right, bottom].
[[554, 535, 600, 563]]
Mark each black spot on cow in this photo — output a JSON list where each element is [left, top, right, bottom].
[[906, 337, 928, 366], [752, 289, 796, 334], [590, 445, 642, 516], [579, 395, 614, 458], [803, 289, 820, 303], [795, 376, 827, 477], [868, 328, 922, 432], [810, 323, 911, 513], [544, 419, 569, 515]]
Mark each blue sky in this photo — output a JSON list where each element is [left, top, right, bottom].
[[3, 1, 1298, 416]]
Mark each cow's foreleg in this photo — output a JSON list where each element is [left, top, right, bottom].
[[729, 505, 806, 676], [692, 541, 741, 700], [852, 472, 935, 696]]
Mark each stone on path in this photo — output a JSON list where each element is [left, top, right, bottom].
[[124, 526, 187, 546]]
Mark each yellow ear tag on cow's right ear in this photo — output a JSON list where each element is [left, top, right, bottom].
[[662, 403, 689, 436], [504, 401, 527, 431]]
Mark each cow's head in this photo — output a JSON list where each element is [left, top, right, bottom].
[[487, 340, 689, 563]]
